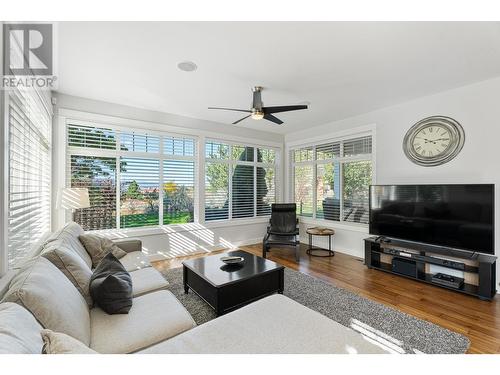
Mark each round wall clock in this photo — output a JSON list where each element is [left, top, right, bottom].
[[403, 116, 465, 167]]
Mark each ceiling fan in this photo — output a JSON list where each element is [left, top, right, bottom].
[[208, 86, 308, 125]]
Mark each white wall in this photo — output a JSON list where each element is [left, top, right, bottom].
[[286, 76, 500, 288], [53, 93, 284, 260]]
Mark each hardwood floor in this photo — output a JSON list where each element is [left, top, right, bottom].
[[152, 243, 500, 354]]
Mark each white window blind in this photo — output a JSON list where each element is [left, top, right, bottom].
[[292, 134, 373, 225], [294, 165, 313, 217], [68, 124, 116, 149], [70, 155, 117, 230], [342, 160, 372, 224], [67, 124, 196, 230], [120, 157, 160, 228], [7, 87, 52, 268], [343, 136, 372, 157], [205, 162, 229, 221], [256, 148, 276, 216], [120, 132, 160, 153], [163, 160, 195, 224], [232, 163, 255, 218], [205, 141, 278, 222]]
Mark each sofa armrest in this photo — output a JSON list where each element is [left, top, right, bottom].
[[112, 238, 142, 253]]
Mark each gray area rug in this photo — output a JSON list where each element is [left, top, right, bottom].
[[162, 267, 470, 354]]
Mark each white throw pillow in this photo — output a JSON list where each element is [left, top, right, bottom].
[[0, 302, 43, 354], [1, 257, 91, 346], [79, 234, 127, 268], [41, 329, 97, 354], [41, 244, 93, 306], [45, 222, 93, 269]]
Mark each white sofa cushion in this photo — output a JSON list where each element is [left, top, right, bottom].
[[41, 329, 97, 354], [139, 294, 390, 354], [119, 251, 151, 272], [130, 267, 169, 297], [44, 222, 92, 269], [41, 245, 93, 306], [0, 302, 43, 354], [90, 290, 195, 354], [2, 257, 91, 346]]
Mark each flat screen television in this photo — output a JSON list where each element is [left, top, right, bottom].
[[369, 184, 494, 254]]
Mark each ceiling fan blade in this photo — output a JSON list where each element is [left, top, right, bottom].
[[232, 114, 251, 125], [263, 114, 283, 125], [263, 105, 308, 114], [208, 107, 252, 113]]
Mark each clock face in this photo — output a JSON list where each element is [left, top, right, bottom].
[[403, 116, 465, 166], [411, 125, 452, 158]]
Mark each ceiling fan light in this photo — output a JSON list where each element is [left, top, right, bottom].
[[251, 111, 264, 120]]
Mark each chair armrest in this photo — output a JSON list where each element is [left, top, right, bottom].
[[112, 238, 142, 253]]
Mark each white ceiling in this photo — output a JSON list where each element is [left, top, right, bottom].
[[56, 22, 500, 134]]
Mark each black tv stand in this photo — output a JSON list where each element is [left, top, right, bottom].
[[364, 237, 497, 300]]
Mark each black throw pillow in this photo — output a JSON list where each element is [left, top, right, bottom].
[[90, 252, 133, 314]]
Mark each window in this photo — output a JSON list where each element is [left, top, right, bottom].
[[67, 124, 196, 230], [292, 135, 373, 224], [205, 141, 278, 221], [7, 87, 52, 267]]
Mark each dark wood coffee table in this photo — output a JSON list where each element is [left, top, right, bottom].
[[182, 250, 284, 316]]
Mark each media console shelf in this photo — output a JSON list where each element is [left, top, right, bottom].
[[364, 237, 497, 300]]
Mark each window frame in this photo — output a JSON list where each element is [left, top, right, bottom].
[[290, 132, 374, 228], [66, 120, 198, 230], [204, 138, 280, 223]]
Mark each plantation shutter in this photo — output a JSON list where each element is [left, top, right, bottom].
[[205, 162, 229, 221], [120, 157, 160, 228], [7, 87, 52, 268], [294, 164, 314, 217], [342, 160, 372, 224], [120, 131, 160, 153], [205, 141, 229, 221], [70, 155, 117, 230], [67, 124, 119, 230], [257, 166, 275, 216], [316, 142, 340, 160], [343, 136, 372, 156], [163, 160, 195, 224], [232, 163, 255, 218], [67, 124, 117, 149], [257, 148, 276, 216]]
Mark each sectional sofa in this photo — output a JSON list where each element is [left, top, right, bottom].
[[0, 222, 388, 354]]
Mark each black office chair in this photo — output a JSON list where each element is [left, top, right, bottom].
[[262, 203, 300, 262]]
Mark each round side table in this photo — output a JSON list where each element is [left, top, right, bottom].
[[306, 227, 335, 257]]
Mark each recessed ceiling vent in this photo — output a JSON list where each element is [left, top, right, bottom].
[[177, 61, 197, 72]]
